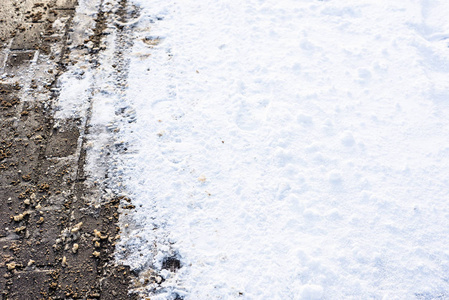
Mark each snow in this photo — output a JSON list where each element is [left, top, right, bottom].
[[57, 0, 449, 298], [54, 0, 102, 121]]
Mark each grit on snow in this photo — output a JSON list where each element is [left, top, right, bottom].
[[60, 0, 449, 298]]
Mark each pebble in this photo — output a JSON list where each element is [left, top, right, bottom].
[[13, 213, 25, 222], [62, 256, 67, 267]]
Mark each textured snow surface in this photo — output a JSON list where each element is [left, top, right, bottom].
[[107, 0, 449, 299]]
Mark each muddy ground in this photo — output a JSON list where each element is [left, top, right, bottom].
[[0, 0, 135, 299]]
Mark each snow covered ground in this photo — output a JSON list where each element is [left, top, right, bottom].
[[59, 0, 449, 298]]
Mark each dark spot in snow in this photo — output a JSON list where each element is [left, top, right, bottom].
[[162, 256, 181, 272], [173, 293, 184, 300]]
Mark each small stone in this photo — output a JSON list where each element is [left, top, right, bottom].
[[24, 199, 30, 205], [92, 251, 100, 257], [15, 226, 26, 232], [13, 214, 24, 222], [72, 243, 79, 253], [71, 222, 83, 233], [62, 256, 67, 267], [6, 262, 16, 270], [94, 229, 108, 239], [93, 229, 101, 238], [27, 259, 35, 266]]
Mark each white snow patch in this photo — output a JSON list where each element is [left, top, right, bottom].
[[103, 0, 449, 298]]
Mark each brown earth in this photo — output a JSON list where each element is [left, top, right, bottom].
[[0, 1, 135, 299]]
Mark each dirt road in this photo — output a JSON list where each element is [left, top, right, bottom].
[[0, 1, 134, 298]]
